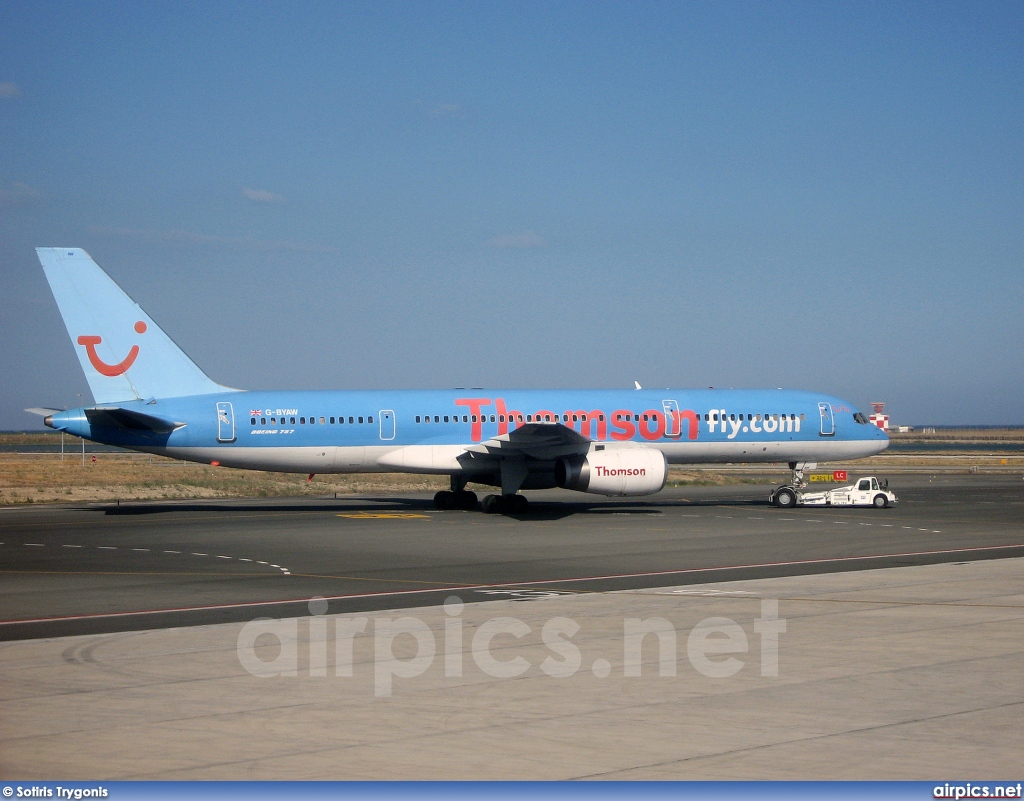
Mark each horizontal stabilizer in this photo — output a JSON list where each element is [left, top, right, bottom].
[[84, 407, 184, 434], [25, 407, 62, 416]]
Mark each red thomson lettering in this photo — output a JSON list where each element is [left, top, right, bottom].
[[610, 410, 636, 441], [674, 409, 700, 440], [455, 398, 491, 442], [596, 466, 646, 477], [639, 410, 666, 441], [567, 410, 607, 440], [495, 398, 524, 436]]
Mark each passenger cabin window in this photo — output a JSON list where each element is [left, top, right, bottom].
[[261, 417, 266, 425], [251, 417, 256, 425], [368, 416, 373, 424]]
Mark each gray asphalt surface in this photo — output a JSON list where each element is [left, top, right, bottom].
[[2, 474, 1022, 639]]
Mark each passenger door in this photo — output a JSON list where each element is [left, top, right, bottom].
[[216, 401, 236, 443], [662, 399, 681, 438], [379, 410, 395, 441], [818, 402, 835, 436]]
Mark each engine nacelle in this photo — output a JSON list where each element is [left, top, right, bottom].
[[555, 448, 668, 497]]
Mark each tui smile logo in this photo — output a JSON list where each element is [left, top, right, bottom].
[[77, 320, 147, 376]]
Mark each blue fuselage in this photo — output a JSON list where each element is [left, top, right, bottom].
[[46, 387, 888, 477]]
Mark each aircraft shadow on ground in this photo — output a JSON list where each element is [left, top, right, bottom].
[[86, 494, 767, 518]]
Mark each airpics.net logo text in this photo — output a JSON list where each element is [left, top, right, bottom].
[[236, 596, 787, 697]]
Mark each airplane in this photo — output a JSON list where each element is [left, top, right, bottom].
[[28, 248, 889, 514]]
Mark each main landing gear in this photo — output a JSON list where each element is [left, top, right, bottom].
[[433, 489, 478, 510], [433, 477, 530, 514], [434, 476, 480, 510], [481, 494, 529, 515]]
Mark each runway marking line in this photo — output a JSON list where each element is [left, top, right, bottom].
[[4, 541, 292, 576], [3, 542, 1024, 628]]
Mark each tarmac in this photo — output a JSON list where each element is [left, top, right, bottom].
[[0, 475, 1022, 778], [1, 557, 1021, 779]]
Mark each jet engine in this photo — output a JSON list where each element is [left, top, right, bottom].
[[554, 448, 668, 497]]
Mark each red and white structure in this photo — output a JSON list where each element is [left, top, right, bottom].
[[869, 402, 889, 432]]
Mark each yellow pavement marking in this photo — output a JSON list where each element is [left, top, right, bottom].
[[337, 512, 430, 519]]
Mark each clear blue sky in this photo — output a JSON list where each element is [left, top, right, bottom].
[[2, 1, 1022, 428]]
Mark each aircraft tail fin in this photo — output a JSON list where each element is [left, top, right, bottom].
[[36, 248, 234, 404]]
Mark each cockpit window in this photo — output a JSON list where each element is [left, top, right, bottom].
[[853, 412, 869, 424]]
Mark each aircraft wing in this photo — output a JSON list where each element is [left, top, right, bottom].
[[463, 422, 592, 461]]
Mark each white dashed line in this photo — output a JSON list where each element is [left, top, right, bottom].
[[4, 541, 291, 575]]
